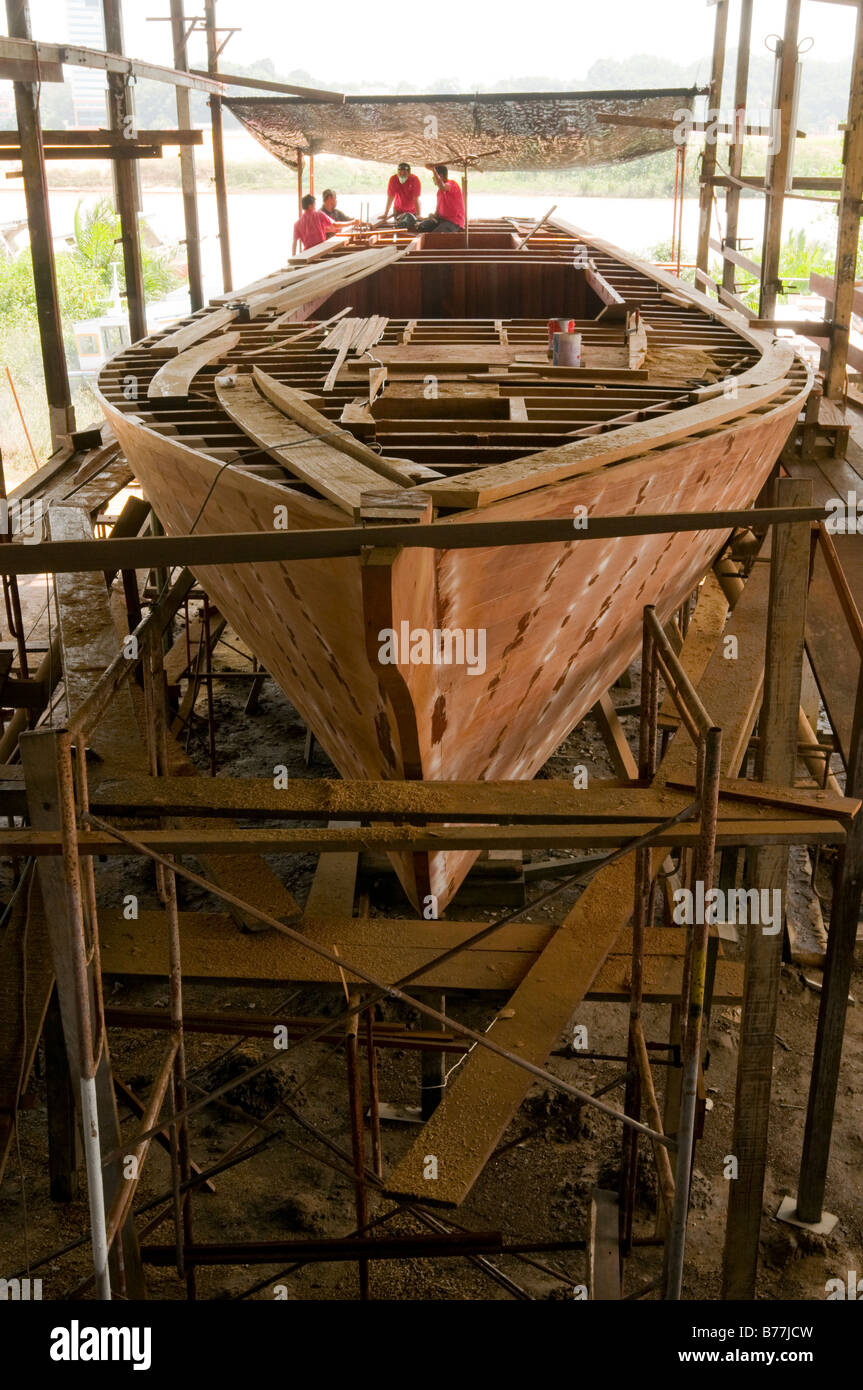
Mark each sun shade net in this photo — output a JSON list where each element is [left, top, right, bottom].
[[224, 87, 701, 171]]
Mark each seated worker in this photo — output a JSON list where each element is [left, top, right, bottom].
[[416, 165, 465, 233], [292, 193, 335, 254], [382, 162, 422, 228], [321, 189, 353, 224]]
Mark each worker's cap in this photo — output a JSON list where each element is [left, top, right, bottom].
[[397, 162, 411, 171]]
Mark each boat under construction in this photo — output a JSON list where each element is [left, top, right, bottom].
[[95, 215, 808, 912]]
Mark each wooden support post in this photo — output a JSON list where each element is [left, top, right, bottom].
[[205, 0, 233, 295], [796, 649, 863, 1222], [44, 985, 80, 1201], [102, 0, 147, 345], [823, 0, 863, 399], [695, 0, 729, 285], [722, 0, 754, 296], [297, 148, 305, 217], [759, 0, 802, 320], [588, 1189, 621, 1300], [721, 477, 812, 1300], [4, 0, 75, 450], [20, 728, 144, 1297], [169, 0, 204, 312], [420, 991, 447, 1120], [345, 992, 370, 1299]]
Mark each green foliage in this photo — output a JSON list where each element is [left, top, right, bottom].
[[0, 244, 109, 326], [644, 240, 696, 284], [70, 197, 181, 302], [706, 227, 843, 311], [0, 198, 181, 480], [779, 227, 835, 288]]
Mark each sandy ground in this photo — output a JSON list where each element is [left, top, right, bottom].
[[0, 604, 860, 1303]]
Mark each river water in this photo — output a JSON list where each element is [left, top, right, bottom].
[[0, 187, 836, 305]]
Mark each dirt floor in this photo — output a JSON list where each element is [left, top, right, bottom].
[[1, 592, 861, 1303]]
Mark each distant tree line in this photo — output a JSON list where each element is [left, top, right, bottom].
[[0, 49, 852, 138]]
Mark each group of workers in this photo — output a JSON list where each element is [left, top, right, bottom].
[[291, 163, 466, 253]]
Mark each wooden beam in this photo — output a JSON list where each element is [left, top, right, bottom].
[[0, 815, 846, 859], [0, 34, 225, 91], [760, 0, 802, 318], [696, 0, 730, 280], [4, 0, 74, 450], [710, 235, 760, 280], [169, 0, 204, 312], [0, 128, 203, 145], [102, 0, 147, 345], [824, 0, 863, 397], [592, 691, 639, 780], [722, 477, 812, 1300], [421, 381, 792, 509], [204, 0, 232, 294], [190, 67, 344, 102], [382, 558, 790, 1210], [57, 772, 855, 826], [0, 506, 830, 579]]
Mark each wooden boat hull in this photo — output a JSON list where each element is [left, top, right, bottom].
[[101, 388, 802, 912]]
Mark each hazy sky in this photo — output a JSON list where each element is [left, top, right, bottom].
[[21, 0, 857, 88]]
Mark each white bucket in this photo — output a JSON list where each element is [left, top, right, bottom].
[[553, 331, 582, 367]]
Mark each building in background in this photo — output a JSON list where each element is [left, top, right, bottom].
[[66, 0, 107, 126]]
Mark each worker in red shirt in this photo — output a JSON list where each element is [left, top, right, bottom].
[[416, 165, 465, 233], [292, 194, 335, 255], [381, 162, 422, 228]]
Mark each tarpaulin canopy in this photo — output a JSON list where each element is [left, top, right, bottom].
[[224, 87, 701, 172]]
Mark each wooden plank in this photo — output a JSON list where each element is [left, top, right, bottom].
[[592, 692, 638, 780], [254, 305, 353, 352], [304, 822, 359, 919], [214, 374, 382, 518], [148, 331, 240, 399], [252, 368, 439, 485], [96, 908, 744, 1001], [323, 318, 363, 390], [151, 307, 236, 358], [420, 381, 792, 508], [588, 1190, 621, 1300], [383, 537, 779, 1209], [81, 773, 854, 827]]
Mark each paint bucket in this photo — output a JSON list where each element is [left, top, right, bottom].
[[553, 332, 582, 367], [547, 317, 575, 349]]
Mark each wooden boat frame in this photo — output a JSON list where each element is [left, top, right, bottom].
[[94, 217, 810, 911]]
